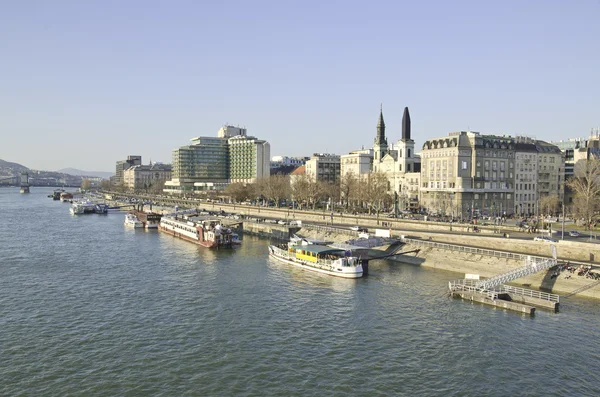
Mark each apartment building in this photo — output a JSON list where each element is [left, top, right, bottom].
[[420, 131, 516, 219], [514, 138, 564, 216], [304, 153, 341, 184], [113, 155, 142, 186], [123, 163, 172, 192]]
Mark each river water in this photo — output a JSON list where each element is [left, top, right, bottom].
[[1, 187, 599, 396]]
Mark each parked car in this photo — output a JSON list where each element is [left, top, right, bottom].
[[350, 225, 361, 231], [534, 236, 558, 243], [569, 230, 580, 237]]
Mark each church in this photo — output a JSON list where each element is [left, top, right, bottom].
[[340, 106, 421, 212]]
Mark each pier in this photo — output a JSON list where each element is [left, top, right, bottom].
[[449, 246, 561, 314]]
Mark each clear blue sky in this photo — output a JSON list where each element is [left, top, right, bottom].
[[1, 0, 599, 172]]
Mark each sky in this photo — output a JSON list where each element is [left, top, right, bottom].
[[1, 0, 599, 172]]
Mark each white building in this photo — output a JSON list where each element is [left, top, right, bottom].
[[304, 153, 340, 183], [340, 149, 372, 179], [123, 163, 172, 192]]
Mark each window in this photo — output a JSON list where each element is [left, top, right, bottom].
[[462, 161, 468, 170]]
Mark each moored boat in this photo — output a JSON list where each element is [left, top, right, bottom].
[[51, 189, 64, 200], [268, 243, 363, 278], [124, 213, 144, 228], [94, 203, 109, 214], [159, 212, 235, 248], [231, 232, 242, 245], [129, 210, 162, 229], [70, 201, 96, 215], [60, 192, 73, 202]]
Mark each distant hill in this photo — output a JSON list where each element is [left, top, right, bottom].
[[0, 159, 29, 173], [57, 168, 113, 179]]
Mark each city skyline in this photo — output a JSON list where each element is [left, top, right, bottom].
[[2, 1, 599, 172]]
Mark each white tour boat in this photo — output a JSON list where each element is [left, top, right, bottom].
[[268, 243, 363, 278], [124, 213, 144, 228]]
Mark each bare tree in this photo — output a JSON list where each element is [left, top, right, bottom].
[[100, 179, 111, 191], [258, 175, 290, 207], [340, 171, 358, 210], [291, 174, 310, 208], [224, 182, 252, 203], [80, 178, 92, 191], [306, 179, 324, 210], [363, 172, 389, 215], [566, 158, 600, 228], [321, 182, 340, 211], [539, 194, 560, 217]]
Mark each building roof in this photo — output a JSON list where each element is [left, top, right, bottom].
[[290, 165, 306, 175]]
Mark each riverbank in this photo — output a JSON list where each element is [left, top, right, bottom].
[[104, 193, 600, 299], [295, 227, 600, 300]]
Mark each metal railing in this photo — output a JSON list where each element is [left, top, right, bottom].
[[404, 238, 541, 262], [303, 224, 360, 237], [448, 279, 498, 300], [449, 279, 559, 303], [474, 256, 558, 291], [498, 285, 559, 303]]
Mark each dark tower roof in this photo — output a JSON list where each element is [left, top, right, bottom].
[[402, 107, 411, 140], [375, 104, 387, 145]]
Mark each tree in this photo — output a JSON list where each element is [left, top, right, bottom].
[[224, 182, 252, 203], [149, 180, 166, 195], [291, 174, 310, 208], [258, 175, 290, 207], [100, 179, 111, 191], [305, 179, 325, 210], [539, 194, 560, 217], [321, 182, 340, 211], [340, 171, 358, 210], [362, 172, 389, 215], [80, 178, 92, 191], [566, 157, 600, 228]]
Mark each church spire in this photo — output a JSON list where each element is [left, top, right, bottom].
[[401, 106, 411, 140], [375, 104, 387, 145]]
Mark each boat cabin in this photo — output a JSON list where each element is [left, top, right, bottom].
[[288, 245, 351, 264]]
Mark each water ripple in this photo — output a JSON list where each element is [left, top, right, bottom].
[[1, 188, 600, 396]]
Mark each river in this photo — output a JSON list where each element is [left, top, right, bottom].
[[1, 187, 599, 396]]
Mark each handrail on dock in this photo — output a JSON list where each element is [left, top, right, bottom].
[[405, 238, 547, 262], [448, 279, 560, 303]]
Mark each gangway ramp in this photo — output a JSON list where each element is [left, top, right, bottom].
[[474, 245, 558, 292]]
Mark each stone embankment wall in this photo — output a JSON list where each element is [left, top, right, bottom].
[[397, 230, 600, 263], [398, 244, 600, 300]]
